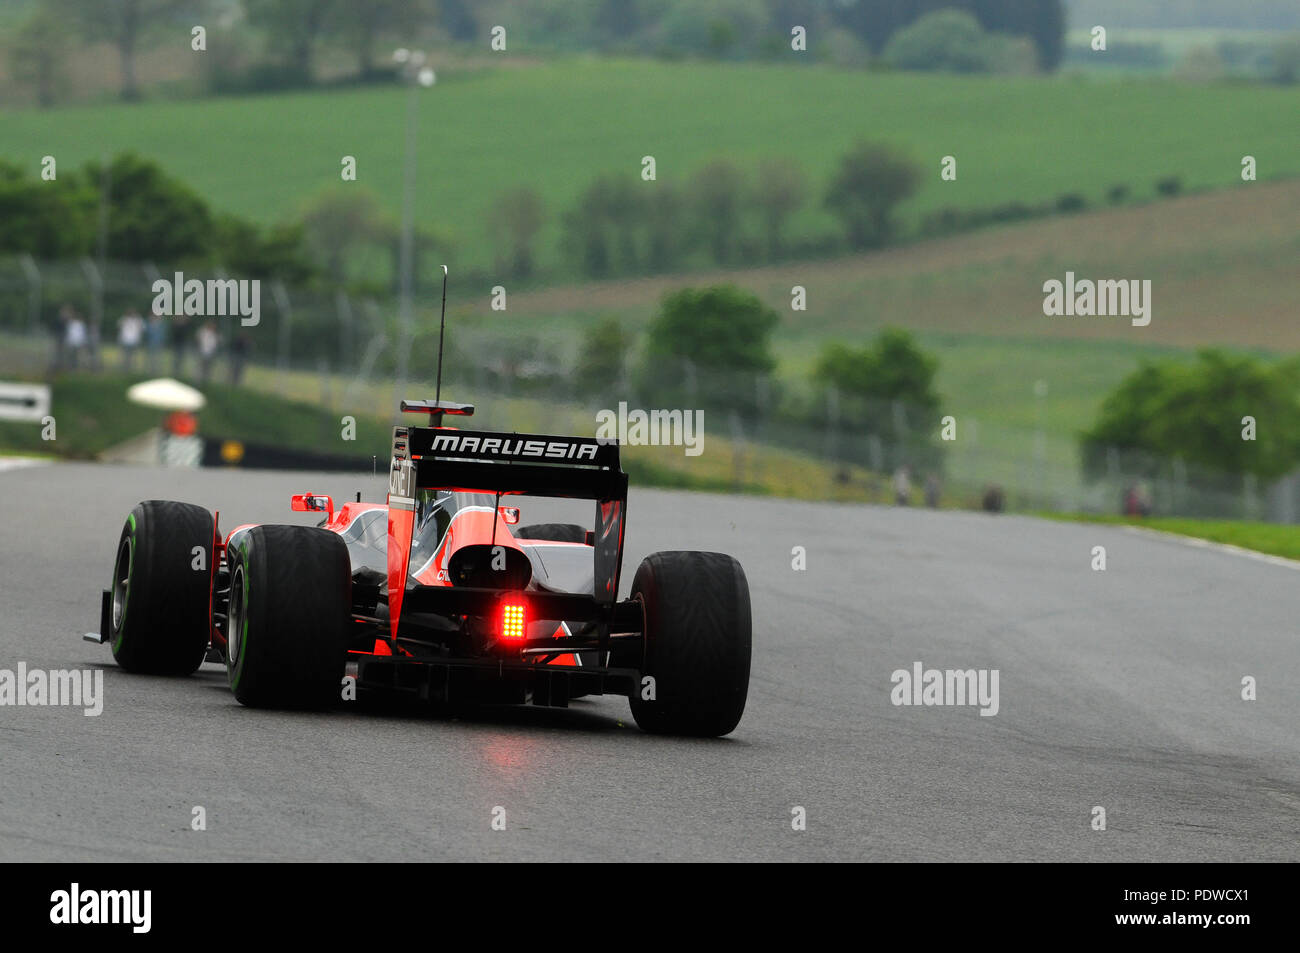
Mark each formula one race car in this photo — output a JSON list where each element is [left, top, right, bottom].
[[84, 277, 751, 737]]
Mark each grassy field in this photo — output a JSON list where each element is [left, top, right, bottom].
[[496, 180, 1300, 457], [3, 60, 1298, 275], [505, 178, 1300, 353], [1042, 512, 1300, 560]]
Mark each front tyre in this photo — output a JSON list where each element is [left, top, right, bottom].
[[226, 525, 351, 709], [110, 500, 214, 675], [628, 551, 752, 737]]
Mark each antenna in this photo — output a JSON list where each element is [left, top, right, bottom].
[[434, 265, 449, 407]]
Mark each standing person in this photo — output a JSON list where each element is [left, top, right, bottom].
[[893, 464, 912, 506], [170, 313, 191, 378], [117, 306, 145, 373], [924, 473, 941, 509], [50, 304, 72, 372], [196, 321, 219, 384], [1123, 484, 1139, 517], [65, 309, 88, 370], [146, 308, 166, 375], [1135, 481, 1152, 517], [229, 331, 252, 386]]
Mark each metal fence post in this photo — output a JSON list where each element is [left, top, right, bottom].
[[272, 280, 292, 395], [80, 257, 104, 369], [337, 291, 354, 370], [19, 255, 40, 335]]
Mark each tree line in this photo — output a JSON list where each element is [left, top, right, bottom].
[[7, 0, 1069, 107]]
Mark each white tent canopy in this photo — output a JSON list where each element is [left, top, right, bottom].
[[126, 378, 206, 412]]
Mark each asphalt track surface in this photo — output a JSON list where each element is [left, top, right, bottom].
[[1, 462, 1297, 862]]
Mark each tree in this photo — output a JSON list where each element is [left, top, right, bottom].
[[69, 0, 196, 101], [299, 187, 388, 284], [245, 0, 337, 80], [644, 181, 686, 273], [213, 216, 317, 283], [755, 156, 806, 259], [339, 0, 428, 77], [645, 285, 779, 374], [883, 9, 994, 72], [689, 160, 747, 264], [9, 3, 70, 108], [1270, 34, 1300, 84], [0, 161, 96, 258], [1082, 351, 1300, 481], [833, 0, 1065, 71], [814, 328, 943, 469], [815, 328, 940, 422], [830, 0, 946, 54], [562, 178, 615, 278], [881, 7, 1040, 74], [488, 187, 546, 279], [574, 316, 631, 396], [438, 0, 479, 42], [660, 0, 766, 59], [596, 0, 651, 40], [823, 141, 920, 249], [561, 176, 647, 278], [974, 0, 1065, 71], [83, 153, 214, 261]]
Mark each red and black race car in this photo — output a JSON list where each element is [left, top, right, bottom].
[[84, 282, 751, 736]]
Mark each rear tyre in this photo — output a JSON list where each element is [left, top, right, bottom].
[[226, 525, 351, 709], [110, 500, 213, 675], [514, 523, 587, 543], [628, 551, 751, 737]]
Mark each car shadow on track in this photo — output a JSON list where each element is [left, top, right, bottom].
[[97, 662, 744, 743]]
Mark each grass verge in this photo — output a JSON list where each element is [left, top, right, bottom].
[[1040, 512, 1300, 561]]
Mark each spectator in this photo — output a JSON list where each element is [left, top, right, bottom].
[[117, 307, 145, 373], [64, 309, 88, 370], [170, 313, 191, 378], [197, 321, 219, 384], [229, 331, 252, 386], [924, 473, 941, 508], [1134, 482, 1152, 517], [50, 304, 72, 371], [146, 308, 166, 375], [893, 464, 912, 506]]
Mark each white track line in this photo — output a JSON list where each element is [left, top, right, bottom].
[[1119, 524, 1300, 571], [0, 457, 51, 473]]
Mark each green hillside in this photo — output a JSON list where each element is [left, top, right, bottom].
[[3, 59, 1297, 275]]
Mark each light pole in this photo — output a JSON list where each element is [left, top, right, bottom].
[[391, 49, 435, 417]]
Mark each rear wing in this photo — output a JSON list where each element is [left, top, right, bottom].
[[390, 426, 628, 606]]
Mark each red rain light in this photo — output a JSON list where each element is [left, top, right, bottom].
[[500, 601, 527, 640]]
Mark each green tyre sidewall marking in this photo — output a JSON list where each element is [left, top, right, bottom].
[[112, 513, 137, 653], [230, 539, 251, 693]]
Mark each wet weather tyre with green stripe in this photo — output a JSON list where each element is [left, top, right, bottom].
[[226, 524, 351, 709], [109, 500, 214, 676], [628, 551, 752, 737]]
